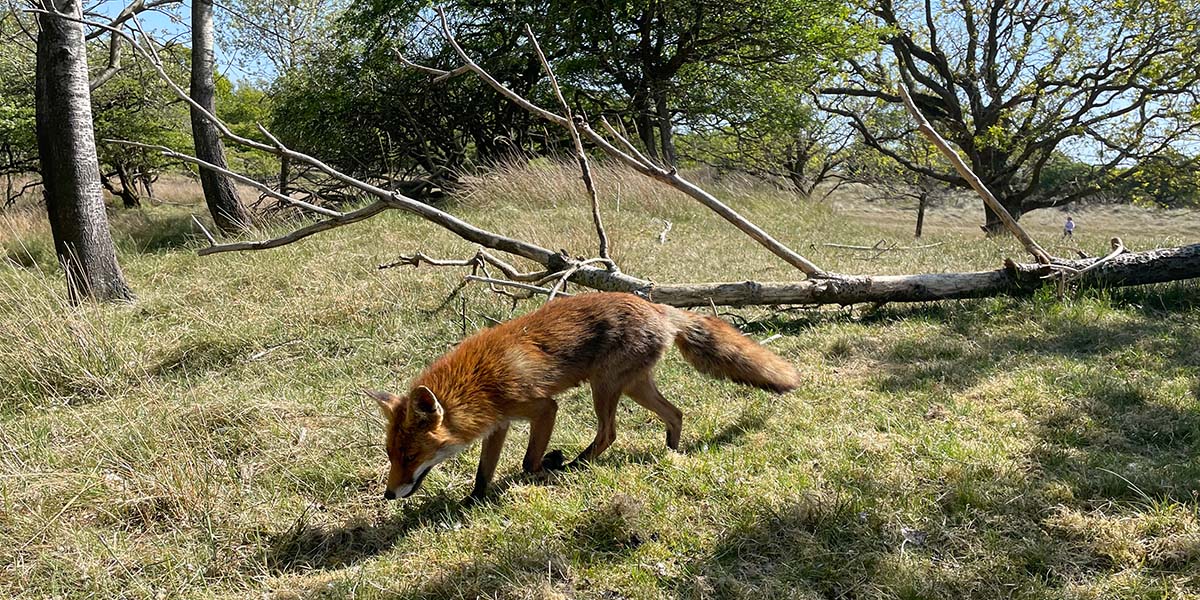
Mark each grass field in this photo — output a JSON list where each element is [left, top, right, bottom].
[[2, 164, 1199, 599]]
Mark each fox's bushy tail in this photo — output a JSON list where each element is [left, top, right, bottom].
[[666, 308, 801, 393]]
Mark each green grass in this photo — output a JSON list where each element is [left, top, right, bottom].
[[1, 164, 1199, 599]]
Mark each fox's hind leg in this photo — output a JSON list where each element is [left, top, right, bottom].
[[624, 372, 683, 451]]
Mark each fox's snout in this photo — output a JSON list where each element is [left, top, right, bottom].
[[382, 462, 436, 500]]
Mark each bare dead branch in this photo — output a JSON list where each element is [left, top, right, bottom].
[[464, 275, 567, 298], [105, 139, 343, 218], [196, 201, 392, 256], [897, 81, 1053, 264], [1066, 237, 1127, 282], [599, 117, 663, 171], [524, 24, 609, 260], [190, 215, 216, 245], [822, 241, 945, 251], [377, 252, 479, 271]]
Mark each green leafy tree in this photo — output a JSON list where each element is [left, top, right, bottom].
[[214, 78, 279, 182], [1116, 150, 1200, 209], [91, 47, 192, 207], [272, 0, 864, 194], [216, 0, 345, 79], [676, 67, 857, 197], [821, 0, 1200, 233], [270, 6, 559, 197], [551, 0, 862, 165], [0, 12, 38, 205]]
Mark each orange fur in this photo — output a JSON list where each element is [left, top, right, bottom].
[[373, 292, 800, 500]]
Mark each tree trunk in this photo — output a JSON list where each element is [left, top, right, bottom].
[[981, 197, 1024, 236], [190, 0, 251, 234], [631, 92, 658, 161], [115, 163, 140, 208], [915, 191, 928, 238], [657, 100, 676, 166], [653, 87, 675, 165], [35, 0, 134, 304], [142, 173, 155, 200]]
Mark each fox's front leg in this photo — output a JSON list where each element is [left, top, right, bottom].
[[470, 422, 509, 500], [519, 398, 562, 474]]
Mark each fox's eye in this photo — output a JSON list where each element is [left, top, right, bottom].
[[404, 453, 417, 463]]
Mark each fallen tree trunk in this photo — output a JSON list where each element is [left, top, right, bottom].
[[552, 243, 1200, 307]]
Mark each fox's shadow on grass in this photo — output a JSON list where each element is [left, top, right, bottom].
[[260, 470, 560, 574], [262, 491, 472, 573]]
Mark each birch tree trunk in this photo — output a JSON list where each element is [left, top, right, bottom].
[[35, 0, 134, 304], [190, 0, 252, 234]]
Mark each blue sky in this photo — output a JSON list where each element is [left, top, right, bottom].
[[88, 0, 266, 83]]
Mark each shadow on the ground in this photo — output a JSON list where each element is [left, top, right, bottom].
[[258, 465, 572, 574], [113, 211, 203, 254]]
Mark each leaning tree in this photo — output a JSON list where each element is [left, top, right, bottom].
[[190, 0, 252, 233], [821, 0, 1200, 234], [50, 7, 1200, 311]]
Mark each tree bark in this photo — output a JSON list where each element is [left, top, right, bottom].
[[631, 92, 658, 161], [636, 243, 1200, 307], [35, 0, 134, 304], [915, 191, 927, 238], [190, 0, 251, 234], [141, 173, 155, 200], [654, 87, 675, 165]]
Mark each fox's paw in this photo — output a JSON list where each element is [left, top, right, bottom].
[[463, 487, 492, 506], [541, 449, 567, 472]]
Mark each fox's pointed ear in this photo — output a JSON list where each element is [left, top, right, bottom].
[[411, 385, 444, 419], [365, 389, 399, 420]]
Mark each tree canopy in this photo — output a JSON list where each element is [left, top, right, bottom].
[[266, 0, 864, 197], [821, 0, 1200, 230]]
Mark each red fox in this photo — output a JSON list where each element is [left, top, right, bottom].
[[368, 292, 800, 500]]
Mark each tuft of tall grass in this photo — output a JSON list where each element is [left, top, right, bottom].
[[0, 271, 146, 409]]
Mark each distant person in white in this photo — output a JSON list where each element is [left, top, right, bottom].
[[1062, 216, 1075, 240]]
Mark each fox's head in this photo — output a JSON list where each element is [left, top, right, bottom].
[[368, 386, 461, 500]]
